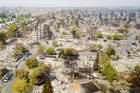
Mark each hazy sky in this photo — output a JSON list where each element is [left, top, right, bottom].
[[0, 0, 140, 7]]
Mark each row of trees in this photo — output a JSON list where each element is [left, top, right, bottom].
[[0, 23, 22, 49], [14, 61, 53, 93], [107, 34, 123, 40]]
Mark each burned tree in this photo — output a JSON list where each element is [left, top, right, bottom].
[[43, 24, 53, 40], [58, 48, 79, 82], [87, 26, 98, 40], [35, 21, 39, 40]]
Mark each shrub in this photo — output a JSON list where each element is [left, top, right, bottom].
[[98, 44, 103, 50], [117, 28, 127, 33], [0, 68, 8, 80], [106, 48, 116, 56], [26, 56, 37, 69], [47, 47, 56, 55], [113, 34, 122, 40], [97, 32, 103, 38], [62, 31, 67, 35], [91, 44, 103, 51], [62, 48, 79, 56], [16, 69, 29, 80], [13, 51, 21, 58], [59, 48, 79, 60], [13, 80, 32, 93], [90, 45, 98, 52], [107, 35, 112, 39], [42, 78, 53, 93]]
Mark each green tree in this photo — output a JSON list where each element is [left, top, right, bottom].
[[97, 32, 103, 38], [26, 56, 37, 69], [29, 66, 50, 85], [13, 80, 32, 93], [70, 26, 79, 38], [78, 14, 81, 20], [59, 48, 79, 57], [16, 69, 29, 80], [0, 12, 7, 19], [8, 24, 18, 37], [101, 64, 118, 81], [99, 53, 118, 81], [62, 31, 67, 35], [47, 47, 56, 55], [42, 78, 53, 93]]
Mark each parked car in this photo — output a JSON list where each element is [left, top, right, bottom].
[[131, 42, 137, 45], [3, 70, 13, 83], [24, 52, 32, 57], [39, 55, 45, 59]]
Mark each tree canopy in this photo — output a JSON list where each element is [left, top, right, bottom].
[[26, 56, 37, 69], [16, 69, 29, 80], [47, 47, 56, 55], [13, 80, 32, 93], [42, 78, 53, 93], [29, 66, 50, 85]]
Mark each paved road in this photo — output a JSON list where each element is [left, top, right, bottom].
[[1, 45, 38, 93], [117, 31, 138, 55], [1, 56, 28, 93]]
